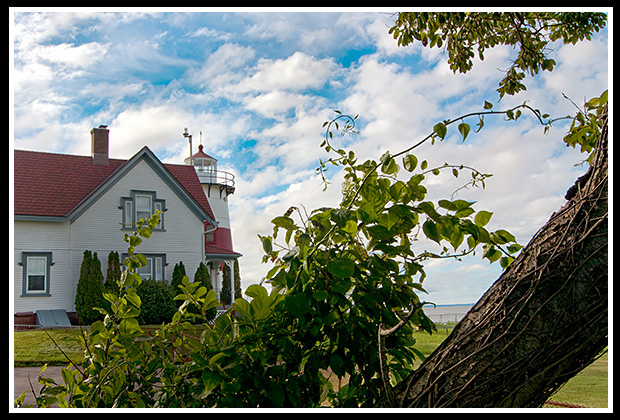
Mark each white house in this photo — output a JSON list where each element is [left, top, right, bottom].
[[13, 126, 240, 325]]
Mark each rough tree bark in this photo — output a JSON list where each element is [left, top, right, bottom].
[[387, 108, 609, 408]]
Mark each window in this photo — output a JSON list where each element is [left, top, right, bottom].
[[21, 252, 52, 296], [121, 190, 165, 229], [135, 194, 151, 222], [123, 253, 166, 281], [205, 223, 216, 243]]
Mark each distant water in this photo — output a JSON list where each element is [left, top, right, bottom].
[[422, 303, 474, 324]]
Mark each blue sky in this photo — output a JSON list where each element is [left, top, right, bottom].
[[11, 9, 610, 304]]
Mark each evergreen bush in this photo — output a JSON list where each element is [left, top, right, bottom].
[[105, 250, 121, 289], [193, 262, 216, 321], [74, 251, 106, 325], [170, 261, 186, 303]]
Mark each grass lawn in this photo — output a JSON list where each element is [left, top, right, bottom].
[[410, 329, 608, 408], [14, 326, 608, 408], [544, 352, 608, 408], [14, 328, 85, 366]]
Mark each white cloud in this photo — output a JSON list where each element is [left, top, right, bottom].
[[237, 52, 335, 92], [244, 90, 309, 119], [187, 43, 256, 89], [189, 26, 232, 42], [28, 42, 109, 70]]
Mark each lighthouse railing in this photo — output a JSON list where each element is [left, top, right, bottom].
[[196, 169, 235, 189]]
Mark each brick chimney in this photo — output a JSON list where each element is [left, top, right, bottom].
[[91, 125, 109, 165]]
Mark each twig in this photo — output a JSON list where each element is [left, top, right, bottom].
[[377, 300, 428, 406]]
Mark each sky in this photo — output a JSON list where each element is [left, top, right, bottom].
[[10, 8, 610, 305]]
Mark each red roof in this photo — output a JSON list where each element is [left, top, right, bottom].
[[191, 144, 216, 161], [204, 243, 242, 258], [13, 149, 214, 221]]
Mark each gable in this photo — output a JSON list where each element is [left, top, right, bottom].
[[13, 147, 216, 225]]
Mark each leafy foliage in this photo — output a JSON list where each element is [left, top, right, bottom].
[[562, 90, 609, 162], [389, 12, 607, 98]]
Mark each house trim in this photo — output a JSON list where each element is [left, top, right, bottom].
[[14, 215, 68, 223]]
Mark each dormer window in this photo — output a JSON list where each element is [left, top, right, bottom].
[[121, 190, 165, 229]]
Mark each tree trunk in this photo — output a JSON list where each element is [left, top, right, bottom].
[[389, 109, 609, 408]]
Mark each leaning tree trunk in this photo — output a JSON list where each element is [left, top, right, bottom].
[[388, 108, 608, 408]]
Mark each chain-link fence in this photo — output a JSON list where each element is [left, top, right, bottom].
[[13, 325, 88, 366], [14, 308, 233, 366]]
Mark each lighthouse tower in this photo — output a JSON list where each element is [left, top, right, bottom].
[[184, 132, 240, 304]]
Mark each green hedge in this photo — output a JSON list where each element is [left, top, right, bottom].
[[136, 279, 176, 325]]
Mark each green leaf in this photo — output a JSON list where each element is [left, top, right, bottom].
[[250, 293, 272, 320], [119, 318, 142, 336], [500, 256, 515, 269], [327, 258, 355, 278], [330, 353, 346, 378], [313, 289, 329, 301], [402, 154, 418, 172], [129, 235, 142, 247], [453, 199, 474, 211], [268, 382, 285, 406], [126, 289, 141, 308], [259, 234, 273, 254], [341, 219, 357, 236], [272, 216, 297, 232], [135, 253, 147, 267], [455, 207, 475, 218], [233, 298, 252, 319], [380, 153, 399, 175], [483, 246, 502, 264], [285, 293, 311, 318], [491, 229, 516, 245], [423, 220, 441, 243], [438, 199, 457, 211], [138, 227, 152, 239], [474, 210, 493, 227], [389, 180, 407, 202], [433, 122, 447, 139], [507, 243, 523, 254], [366, 224, 393, 241], [484, 100, 494, 110], [458, 122, 471, 141], [201, 369, 221, 396], [245, 284, 268, 300]]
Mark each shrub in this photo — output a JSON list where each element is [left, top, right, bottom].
[[193, 262, 216, 321], [220, 263, 231, 306], [136, 278, 176, 325], [105, 251, 121, 289], [170, 261, 186, 305], [74, 251, 106, 325]]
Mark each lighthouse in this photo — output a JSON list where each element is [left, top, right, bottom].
[[184, 130, 241, 305]]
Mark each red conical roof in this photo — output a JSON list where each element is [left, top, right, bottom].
[[192, 144, 216, 161]]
